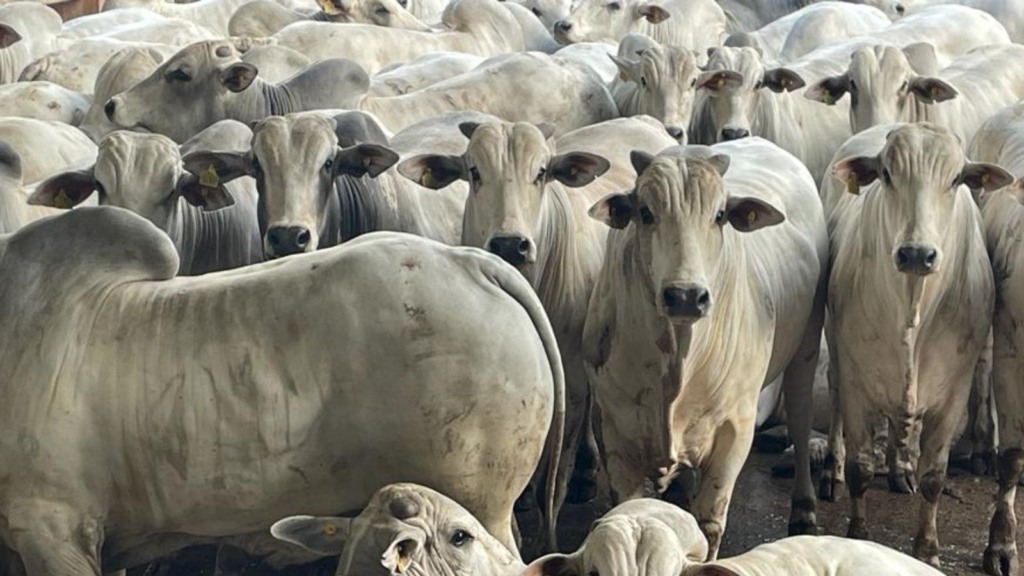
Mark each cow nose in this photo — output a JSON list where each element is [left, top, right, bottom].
[[720, 127, 750, 141], [555, 19, 572, 32], [661, 284, 711, 320], [666, 126, 685, 141], [266, 226, 312, 258], [104, 99, 116, 120], [895, 244, 939, 276], [895, 2, 905, 14], [488, 235, 532, 266]]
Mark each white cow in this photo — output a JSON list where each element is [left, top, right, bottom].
[[0, 208, 564, 573], [369, 52, 484, 96], [29, 124, 264, 275], [0, 81, 89, 125], [0, 2, 62, 84], [582, 138, 826, 558], [823, 122, 1006, 565], [227, 0, 431, 38], [552, 0, 726, 56], [102, 0, 296, 36], [0, 143, 63, 234], [239, 44, 312, 83], [60, 9, 220, 45], [716, 0, 904, 31], [18, 38, 177, 94], [554, 42, 618, 84], [900, 0, 1024, 42], [0, 117, 97, 183], [805, 43, 1024, 146], [967, 102, 1024, 576], [79, 46, 167, 143]]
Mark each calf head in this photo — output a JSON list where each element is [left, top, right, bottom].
[[831, 123, 1010, 276], [397, 121, 609, 280], [553, 0, 671, 45], [180, 112, 397, 258], [320, 0, 431, 30], [589, 149, 783, 323], [805, 43, 956, 133], [29, 131, 235, 229], [695, 46, 803, 144], [612, 40, 709, 142], [105, 40, 259, 144], [271, 483, 520, 576]]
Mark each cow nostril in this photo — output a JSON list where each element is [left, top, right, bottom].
[[518, 239, 530, 255], [104, 99, 116, 119], [487, 239, 501, 254], [897, 249, 910, 265], [923, 250, 937, 267], [662, 288, 680, 308], [696, 290, 710, 307], [666, 126, 685, 140], [268, 232, 281, 247], [296, 229, 311, 247], [556, 20, 572, 31]]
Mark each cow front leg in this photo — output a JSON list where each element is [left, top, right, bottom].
[[985, 448, 1024, 576], [820, 329, 845, 501], [913, 412, 958, 567], [692, 422, 752, 560], [842, 401, 875, 540], [6, 500, 103, 576], [886, 415, 919, 494]]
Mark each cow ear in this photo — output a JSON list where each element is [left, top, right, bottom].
[[0, 24, 22, 49], [696, 70, 743, 93], [959, 162, 1014, 192], [459, 122, 481, 140], [761, 67, 805, 93], [535, 122, 556, 140], [631, 150, 655, 175], [684, 567, 742, 576], [725, 196, 784, 232], [549, 152, 610, 187], [397, 154, 465, 189], [523, 553, 580, 576], [29, 168, 97, 209], [181, 150, 254, 184], [589, 192, 634, 229], [902, 42, 939, 75], [609, 54, 640, 83], [270, 515, 351, 557], [334, 143, 400, 178], [636, 3, 670, 23], [804, 74, 848, 105], [703, 153, 730, 176], [908, 77, 958, 104], [0, 141, 23, 182], [219, 62, 259, 93], [832, 155, 880, 194], [175, 173, 236, 212]]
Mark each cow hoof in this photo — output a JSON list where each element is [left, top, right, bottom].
[[913, 538, 940, 567], [984, 545, 1018, 576], [819, 475, 841, 502], [888, 469, 918, 494], [847, 518, 869, 540], [787, 519, 819, 536], [566, 476, 598, 504]]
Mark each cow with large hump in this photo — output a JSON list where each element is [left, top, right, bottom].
[[822, 122, 1008, 566], [396, 115, 678, 525], [180, 110, 476, 259], [0, 206, 564, 573], [582, 137, 826, 559], [29, 123, 264, 275]]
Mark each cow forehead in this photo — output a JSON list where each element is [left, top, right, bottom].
[[100, 131, 178, 159], [642, 46, 697, 84], [882, 124, 963, 177], [850, 45, 910, 80], [637, 156, 724, 214], [468, 122, 550, 168], [253, 115, 337, 160], [708, 47, 763, 86], [163, 41, 239, 72]]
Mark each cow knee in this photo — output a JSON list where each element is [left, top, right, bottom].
[[846, 459, 873, 498], [919, 471, 944, 504], [998, 448, 1024, 490]]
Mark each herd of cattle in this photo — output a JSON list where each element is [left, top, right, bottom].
[[2, 0, 1024, 573]]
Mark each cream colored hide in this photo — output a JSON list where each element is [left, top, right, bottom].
[[101, 0, 299, 36], [805, 43, 1024, 146], [0, 143, 64, 234], [0, 2, 63, 84], [18, 38, 177, 94], [398, 116, 678, 523], [0, 81, 89, 126], [60, 9, 220, 45], [0, 117, 97, 183], [582, 137, 826, 559], [967, 101, 1024, 576], [78, 46, 167, 143], [822, 123, 1006, 566], [369, 52, 484, 97], [0, 210, 563, 573], [900, 0, 1024, 43], [226, 0, 430, 39]]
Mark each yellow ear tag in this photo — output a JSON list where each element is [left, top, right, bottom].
[[323, 523, 337, 536], [421, 167, 436, 188], [321, 0, 342, 14], [930, 86, 940, 99], [846, 178, 860, 195], [716, 77, 725, 88], [54, 189, 72, 209], [200, 164, 219, 189], [820, 91, 833, 104], [982, 174, 990, 185], [746, 210, 756, 226]]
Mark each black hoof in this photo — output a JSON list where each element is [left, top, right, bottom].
[[888, 469, 918, 494], [788, 519, 820, 536], [848, 518, 869, 540], [819, 475, 840, 502], [984, 545, 1018, 576]]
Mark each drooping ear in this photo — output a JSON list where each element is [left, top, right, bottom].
[[725, 196, 785, 232], [334, 143, 400, 178], [28, 168, 97, 209], [761, 67, 805, 93], [908, 76, 958, 104], [175, 172, 236, 211], [588, 192, 634, 229], [832, 155, 880, 195], [609, 53, 640, 83], [459, 121, 481, 140], [696, 70, 743, 92], [902, 42, 939, 75], [804, 73, 848, 105], [522, 553, 581, 576], [549, 152, 610, 187], [0, 24, 22, 49], [269, 515, 351, 556], [397, 154, 465, 189], [682, 566, 743, 576], [219, 62, 259, 93], [636, 3, 670, 23], [0, 141, 23, 182], [958, 162, 1014, 192], [631, 150, 655, 175], [535, 122, 556, 140], [181, 150, 254, 185], [701, 154, 730, 176], [332, 111, 390, 147]]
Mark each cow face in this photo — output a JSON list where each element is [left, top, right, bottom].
[[320, 0, 430, 30], [271, 483, 520, 576], [805, 44, 956, 134], [553, 0, 671, 45], [29, 131, 235, 227], [696, 46, 803, 144], [398, 121, 608, 280], [612, 43, 706, 142], [590, 151, 783, 323], [105, 41, 258, 144], [832, 123, 1011, 276]]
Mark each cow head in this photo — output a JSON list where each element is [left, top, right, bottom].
[[271, 483, 520, 576], [397, 121, 609, 280], [319, 0, 431, 30], [553, 0, 671, 45], [696, 46, 803, 144], [590, 149, 783, 323], [805, 43, 955, 134], [832, 123, 1011, 276]]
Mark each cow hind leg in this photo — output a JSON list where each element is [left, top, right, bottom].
[[984, 448, 1024, 576], [781, 323, 821, 535], [6, 501, 102, 576], [820, 329, 845, 501]]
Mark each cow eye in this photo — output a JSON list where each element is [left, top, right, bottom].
[[251, 157, 263, 177], [607, 1, 620, 9], [882, 168, 892, 185], [849, 79, 858, 92], [94, 180, 106, 195], [375, 4, 390, 14], [535, 167, 547, 183], [531, 6, 541, 15], [754, 80, 763, 90], [589, 571, 600, 576], [469, 166, 481, 182], [715, 209, 725, 224], [165, 67, 191, 83], [640, 206, 654, 225], [450, 529, 473, 547], [640, 76, 648, 89], [323, 158, 334, 171], [690, 77, 697, 88]]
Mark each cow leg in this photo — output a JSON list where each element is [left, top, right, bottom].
[[1, 545, 26, 576], [568, 389, 600, 504], [820, 328, 845, 501], [842, 396, 874, 540], [781, 316, 820, 535], [593, 399, 648, 504], [985, 448, 1024, 576], [969, 336, 997, 476], [6, 501, 102, 576], [912, 411, 957, 567], [692, 422, 753, 560], [886, 415, 918, 494]]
